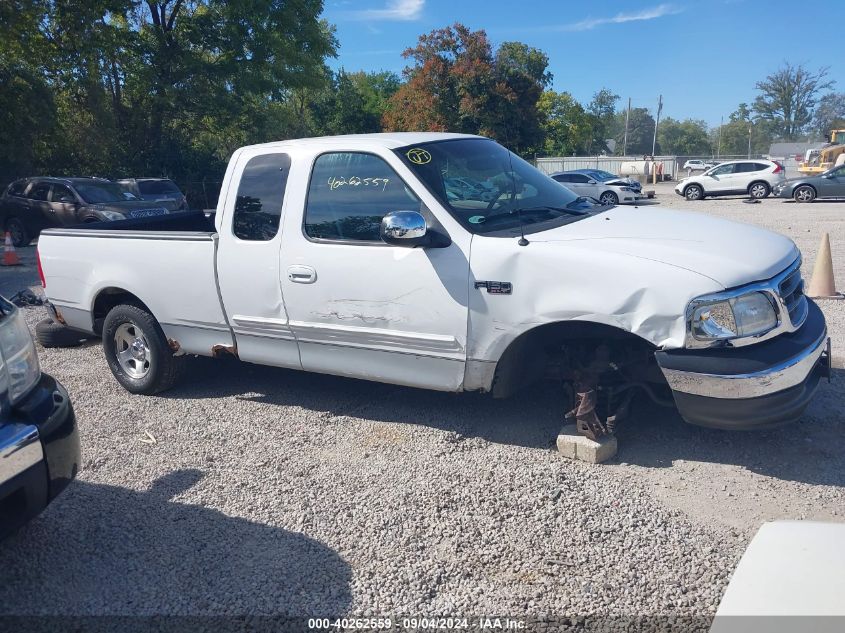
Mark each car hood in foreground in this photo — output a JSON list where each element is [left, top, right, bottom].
[[528, 205, 798, 288]]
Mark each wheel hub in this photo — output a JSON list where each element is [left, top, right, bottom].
[[130, 338, 147, 360]]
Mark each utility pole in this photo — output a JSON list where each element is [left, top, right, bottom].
[[747, 124, 752, 159], [651, 94, 663, 157], [622, 97, 631, 156], [717, 116, 723, 159]]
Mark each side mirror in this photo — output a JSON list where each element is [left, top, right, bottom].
[[58, 196, 75, 204], [380, 210, 450, 248], [380, 210, 429, 247], [587, 179, 597, 185]]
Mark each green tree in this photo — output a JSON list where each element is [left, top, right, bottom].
[[311, 69, 400, 135], [658, 118, 711, 156], [536, 91, 595, 156], [615, 107, 655, 155], [587, 88, 619, 152], [812, 92, 845, 137], [384, 24, 550, 152], [753, 63, 834, 140]]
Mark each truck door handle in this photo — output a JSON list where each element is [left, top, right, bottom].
[[287, 265, 317, 284]]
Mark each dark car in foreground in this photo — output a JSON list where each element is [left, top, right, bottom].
[[1, 296, 80, 539], [1, 177, 171, 246], [116, 178, 188, 211], [774, 164, 845, 202]]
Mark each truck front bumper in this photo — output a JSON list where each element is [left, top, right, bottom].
[[1, 374, 80, 539], [655, 300, 830, 429]]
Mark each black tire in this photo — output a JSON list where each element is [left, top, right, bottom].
[[684, 184, 704, 201], [793, 185, 816, 203], [748, 181, 770, 199], [35, 318, 89, 348], [102, 303, 185, 394], [5, 217, 30, 248]]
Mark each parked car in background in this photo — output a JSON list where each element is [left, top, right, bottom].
[[682, 159, 716, 171], [551, 169, 646, 205], [674, 160, 785, 201], [1, 295, 80, 540], [0, 177, 172, 246], [774, 164, 845, 202], [444, 177, 494, 202], [116, 178, 188, 211]]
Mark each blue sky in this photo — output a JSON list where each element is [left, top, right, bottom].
[[323, 0, 841, 127]]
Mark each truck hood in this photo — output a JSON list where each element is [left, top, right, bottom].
[[528, 206, 798, 289]]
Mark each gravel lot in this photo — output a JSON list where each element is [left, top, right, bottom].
[[1, 192, 843, 629]]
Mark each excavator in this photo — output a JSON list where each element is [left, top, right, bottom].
[[799, 129, 845, 175]]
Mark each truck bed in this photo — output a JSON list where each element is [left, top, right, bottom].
[[39, 211, 234, 356]]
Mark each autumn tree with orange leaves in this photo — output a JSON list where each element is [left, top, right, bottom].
[[383, 24, 551, 153]]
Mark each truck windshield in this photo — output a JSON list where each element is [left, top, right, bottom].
[[394, 138, 601, 235], [77, 183, 139, 203]]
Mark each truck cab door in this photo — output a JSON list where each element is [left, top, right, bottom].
[[215, 151, 301, 369], [278, 149, 470, 391]]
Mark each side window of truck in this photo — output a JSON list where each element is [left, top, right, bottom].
[[304, 152, 421, 242], [232, 153, 291, 241]]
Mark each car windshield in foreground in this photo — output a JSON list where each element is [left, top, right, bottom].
[[77, 183, 139, 203], [395, 138, 606, 234]]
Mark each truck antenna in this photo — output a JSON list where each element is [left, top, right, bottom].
[[504, 139, 528, 246]]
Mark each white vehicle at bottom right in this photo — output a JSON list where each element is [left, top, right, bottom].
[[675, 159, 785, 201]]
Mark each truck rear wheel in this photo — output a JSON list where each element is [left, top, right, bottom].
[[102, 304, 185, 394]]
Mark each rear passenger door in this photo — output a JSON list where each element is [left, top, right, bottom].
[[216, 151, 301, 369], [26, 182, 55, 229]]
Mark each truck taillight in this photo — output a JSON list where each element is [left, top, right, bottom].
[[36, 247, 46, 288]]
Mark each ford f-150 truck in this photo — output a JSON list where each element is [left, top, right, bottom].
[[36, 133, 831, 436]]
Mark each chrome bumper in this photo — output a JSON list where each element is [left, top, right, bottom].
[[0, 424, 43, 486], [660, 329, 829, 399]]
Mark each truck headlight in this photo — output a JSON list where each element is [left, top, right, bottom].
[[690, 292, 778, 342], [0, 299, 41, 404]]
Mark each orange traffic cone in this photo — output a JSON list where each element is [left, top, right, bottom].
[[806, 233, 842, 299], [2, 232, 21, 266]]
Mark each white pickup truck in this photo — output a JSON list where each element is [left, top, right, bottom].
[[37, 133, 830, 436]]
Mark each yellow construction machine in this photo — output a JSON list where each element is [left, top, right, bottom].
[[799, 129, 845, 175]]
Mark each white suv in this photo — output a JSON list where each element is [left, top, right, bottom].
[[675, 160, 785, 201]]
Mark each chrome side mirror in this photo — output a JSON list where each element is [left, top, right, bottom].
[[380, 210, 428, 247]]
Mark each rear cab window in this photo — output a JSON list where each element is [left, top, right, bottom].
[[232, 153, 291, 241]]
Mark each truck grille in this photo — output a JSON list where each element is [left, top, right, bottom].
[[778, 267, 807, 328]]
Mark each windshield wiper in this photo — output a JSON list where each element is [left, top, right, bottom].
[[565, 196, 602, 209]]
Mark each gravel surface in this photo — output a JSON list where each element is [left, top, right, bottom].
[[1, 192, 843, 627]]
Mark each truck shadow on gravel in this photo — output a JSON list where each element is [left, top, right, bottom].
[[161, 357, 845, 486], [0, 469, 352, 617], [617, 369, 845, 487], [162, 356, 567, 450]]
